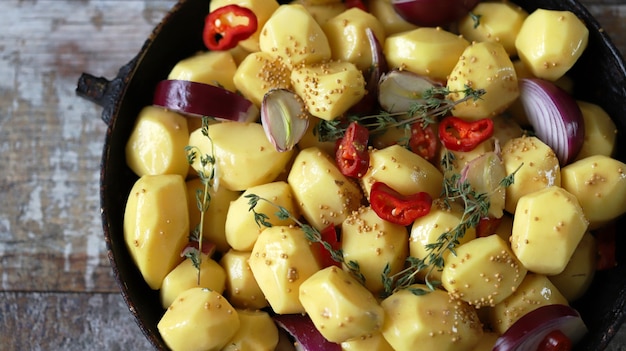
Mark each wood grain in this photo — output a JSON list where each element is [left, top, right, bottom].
[[0, 0, 625, 350]]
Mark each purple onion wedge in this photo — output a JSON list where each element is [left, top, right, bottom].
[[153, 79, 259, 122], [493, 304, 587, 351], [518, 78, 585, 165], [349, 27, 388, 115], [391, 0, 480, 27], [261, 89, 310, 152], [378, 69, 441, 114], [273, 314, 341, 351]]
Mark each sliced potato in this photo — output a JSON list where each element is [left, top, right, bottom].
[[160, 255, 226, 309], [222, 309, 279, 351], [220, 249, 269, 310], [574, 100, 618, 160], [367, 0, 418, 35], [549, 232, 596, 302], [233, 51, 292, 107], [167, 50, 238, 91]]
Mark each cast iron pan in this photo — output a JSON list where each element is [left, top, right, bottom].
[[76, 0, 626, 349]]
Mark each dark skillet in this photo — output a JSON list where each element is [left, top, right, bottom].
[[76, 0, 626, 349]]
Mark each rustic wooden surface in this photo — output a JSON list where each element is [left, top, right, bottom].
[[0, 0, 625, 350]]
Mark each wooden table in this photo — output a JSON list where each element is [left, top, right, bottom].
[[1, 0, 625, 349]]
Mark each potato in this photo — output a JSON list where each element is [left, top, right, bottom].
[[209, 0, 280, 53], [341, 206, 409, 294], [561, 155, 626, 229], [288, 147, 363, 231], [549, 232, 596, 302], [341, 332, 394, 351], [447, 41, 519, 120], [437, 138, 496, 174], [457, 2, 528, 56], [501, 136, 561, 214], [361, 144, 443, 201], [458, 151, 507, 219], [225, 181, 299, 251], [158, 287, 240, 351], [367, 0, 418, 35], [160, 256, 227, 309], [167, 50, 238, 91], [491, 114, 524, 147], [409, 202, 477, 283], [124, 174, 189, 290], [222, 309, 279, 351], [188, 122, 294, 191], [296, 117, 336, 156], [515, 9, 588, 81], [574, 100, 618, 160], [299, 266, 385, 343], [290, 60, 366, 120], [511, 186, 589, 275], [233, 51, 292, 107], [487, 273, 569, 334], [381, 285, 483, 351], [290, 0, 346, 25], [220, 249, 269, 310], [384, 27, 469, 82], [322, 7, 386, 71], [442, 234, 528, 308], [125, 106, 189, 178], [186, 177, 239, 254], [259, 4, 331, 69], [249, 225, 322, 314]]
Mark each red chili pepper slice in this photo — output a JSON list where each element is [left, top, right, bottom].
[[369, 182, 432, 226], [335, 121, 370, 178], [438, 116, 494, 152], [313, 225, 342, 268], [409, 122, 439, 162], [538, 329, 573, 351], [344, 0, 368, 11], [595, 222, 617, 271], [203, 5, 258, 51], [476, 216, 502, 237]]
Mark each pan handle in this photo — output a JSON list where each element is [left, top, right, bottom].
[[76, 56, 139, 125]]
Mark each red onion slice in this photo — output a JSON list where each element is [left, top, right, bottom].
[[391, 0, 480, 27], [273, 314, 341, 351], [378, 69, 441, 114], [493, 304, 587, 351], [153, 79, 259, 123], [261, 89, 310, 152], [349, 27, 388, 114], [518, 78, 584, 165]]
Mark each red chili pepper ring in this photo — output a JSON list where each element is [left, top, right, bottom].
[[203, 4, 258, 51], [438, 116, 494, 152], [369, 182, 432, 226]]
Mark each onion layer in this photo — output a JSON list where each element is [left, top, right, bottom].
[[378, 69, 440, 114], [518, 78, 584, 165], [273, 314, 341, 351], [261, 89, 310, 152], [153, 79, 259, 123]]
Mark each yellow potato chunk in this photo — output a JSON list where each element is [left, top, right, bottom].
[[160, 256, 226, 309], [574, 101, 618, 160], [442, 234, 528, 308], [222, 309, 279, 351], [225, 181, 299, 251], [209, 0, 280, 53], [291, 0, 346, 25], [341, 206, 409, 294], [409, 202, 476, 283], [341, 332, 394, 351], [299, 266, 384, 343], [322, 7, 386, 71], [188, 122, 294, 191], [448, 41, 519, 120], [186, 177, 240, 254], [549, 232, 596, 302], [501, 136, 561, 214], [515, 9, 589, 81], [124, 174, 189, 290], [361, 145, 443, 201], [457, 2, 528, 56], [487, 274, 569, 334], [259, 4, 331, 69], [561, 155, 626, 229], [288, 147, 363, 231], [233, 51, 292, 107], [368, 0, 418, 35], [125, 106, 189, 178], [167, 50, 238, 91], [249, 225, 322, 314], [384, 27, 470, 82], [511, 186, 589, 275], [220, 250, 269, 310], [158, 288, 240, 351], [291, 60, 366, 120], [381, 285, 483, 351]]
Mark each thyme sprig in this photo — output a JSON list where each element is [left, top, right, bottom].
[[245, 194, 366, 284], [314, 85, 485, 142], [380, 151, 521, 297], [184, 117, 218, 284]]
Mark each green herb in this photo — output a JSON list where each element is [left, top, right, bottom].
[[313, 85, 485, 142], [469, 11, 482, 29], [184, 117, 218, 284], [380, 151, 521, 298], [245, 194, 366, 284]]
